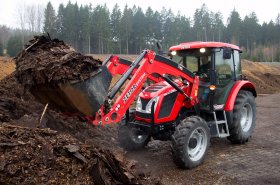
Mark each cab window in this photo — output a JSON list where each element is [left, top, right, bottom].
[[215, 49, 234, 86], [170, 49, 212, 74], [185, 56, 198, 72], [234, 50, 241, 80]]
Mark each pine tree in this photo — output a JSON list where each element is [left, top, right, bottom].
[[43, 2, 56, 36], [131, 7, 146, 53], [0, 42, 3, 56], [193, 4, 211, 41], [111, 4, 122, 53], [227, 9, 242, 44], [91, 4, 111, 54], [211, 12, 224, 41], [7, 34, 22, 57], [120, 5, 133, 54], [55, 4, 65, 40], [241, 12, 260, 57], [79, 5, 91, 53]]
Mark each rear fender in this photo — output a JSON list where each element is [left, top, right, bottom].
[[224, 80, 257, 111]]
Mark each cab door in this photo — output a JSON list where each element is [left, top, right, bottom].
[[213, 48, 241, 110]]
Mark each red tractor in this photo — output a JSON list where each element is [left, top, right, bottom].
[[34, 42, 256, 169]]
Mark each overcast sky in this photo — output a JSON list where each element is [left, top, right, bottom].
[[1, 0, 280, 28]]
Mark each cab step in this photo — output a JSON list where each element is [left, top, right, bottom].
[[208, 110, 230, 138]]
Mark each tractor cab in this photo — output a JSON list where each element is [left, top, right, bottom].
[[169, 42, 242, 111]]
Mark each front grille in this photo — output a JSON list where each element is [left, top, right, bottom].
[[145, 85, 166, 92], [158, 91, 178, 119], [136, 111, 152, 119], [140, 98, 150, 109]]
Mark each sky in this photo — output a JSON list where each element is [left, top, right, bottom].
[[0, 0, 280, 28]]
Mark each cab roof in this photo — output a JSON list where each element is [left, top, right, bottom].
[[169, 41, 240, 51]]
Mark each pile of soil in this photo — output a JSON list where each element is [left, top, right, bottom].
[[14, 35, 110, 116], [242, 60, 280, 94], [0, 125, 154, 185], [0, 36, 159, 184], [0, 74, 40, 123], [15, 35, 102, 86]]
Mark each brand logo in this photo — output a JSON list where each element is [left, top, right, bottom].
[[123, 73, 146, 103]]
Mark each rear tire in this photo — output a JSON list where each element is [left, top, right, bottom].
[[227, 90, 256, 144], [118, 112, 150, 151], [171, 116, 210, 169]]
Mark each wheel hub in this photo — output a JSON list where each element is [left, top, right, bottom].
[[187, 127, 207, 162], [189, 138, 197, 148], [130, 128, 148, 144], [240, 103, 253, 132]]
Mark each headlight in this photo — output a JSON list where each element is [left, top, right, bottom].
[[136, 97, 142, 111], [145, 97, 159, 113], [136, 97, 159, 114]]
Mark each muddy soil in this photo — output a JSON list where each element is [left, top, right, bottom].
[[15, 35, 102, 86], [0, 73, 160, 185], [0, 124, 158, 185], [0, 42, 159, 184]]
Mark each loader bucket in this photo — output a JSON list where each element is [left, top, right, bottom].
[[30, 65, 112, 116]]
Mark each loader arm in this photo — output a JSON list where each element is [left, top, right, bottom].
[[88, 50, 200, 125], [103, 55, 160, 83]]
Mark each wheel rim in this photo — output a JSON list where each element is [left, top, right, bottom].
[[240, 103, 253, 132], [130, 128, 148, 144], [187, 127, 208, 162]]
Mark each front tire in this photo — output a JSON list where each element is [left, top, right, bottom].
[[171, 116, 210, 169], [118, 112, 150, 151], [227, 90, 256, 144]]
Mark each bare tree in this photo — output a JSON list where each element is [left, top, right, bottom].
[[36, 5, 44, 33], [0, 26, 11, 47], [16, 2, 26, 48], [25, 4, 44, 33], [26, 5, 36, 33]]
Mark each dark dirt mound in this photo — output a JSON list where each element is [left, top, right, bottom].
[[14, 35, 110, 116], [0, 38, 159, 184], [0, 73, 43, 122], [0, 72, 119, 150], [0, 125, 156, 185], [242, 60, 280, 94], [15, 35, 102, 86], [0, 74, 159, 184], [245, 72, 280, 94]]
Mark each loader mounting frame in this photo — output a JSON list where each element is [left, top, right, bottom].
[[86, 50, 200, 126]]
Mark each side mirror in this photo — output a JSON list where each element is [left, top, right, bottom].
[[156, 41, 168, 56], [223, 48, 232, 59], [156, 42, 162, 51]]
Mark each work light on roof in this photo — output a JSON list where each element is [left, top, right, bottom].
[[200, 48, 206, 53], [171, 51, 177, 56]]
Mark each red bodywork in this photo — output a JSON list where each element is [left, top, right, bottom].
[[169, 41, 256, 113], [87, 50, 199, 126], [85, 42, 256, 126], [169, 41, 241, 51], [224, 80, 257, 111], [135, 80, 192, 124]]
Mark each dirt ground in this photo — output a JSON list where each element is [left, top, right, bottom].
[[1, 56, 280, 184], [0, 57, 15, 80]]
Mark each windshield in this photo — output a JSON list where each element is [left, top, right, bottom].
[[169, 48, 211, 73]]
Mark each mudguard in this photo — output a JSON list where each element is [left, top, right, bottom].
[[224, 80, 257, 111]]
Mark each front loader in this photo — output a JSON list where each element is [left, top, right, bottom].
[[32, 42, 257, 169]]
